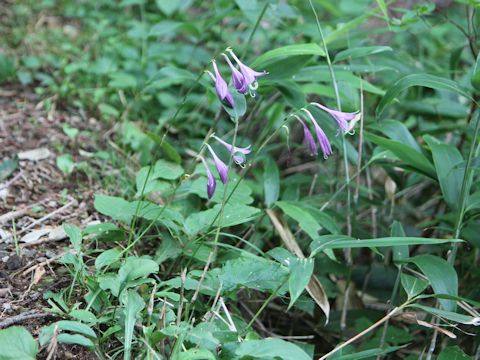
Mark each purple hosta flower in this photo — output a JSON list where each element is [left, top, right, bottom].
[[212, 135, 251, 166], [200, 157, 216, 199], [206, 60, 235, 108], [226, 48, 268, 91], [206, 144, 228, 184], [311, 102, 360, 135], [293, 115, 317, 156], [222, 53, 248, 94], [302, 109, 333, 159]]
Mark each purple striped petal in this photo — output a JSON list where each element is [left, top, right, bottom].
[[222, 53, 248, 94], [200, 157, 216, 199], [303, 109, 333, 158], [294, 116, 317, 156], [212, 135, 251, 155], [206, 144, 228, 184], [227, 48, 268, 89], [311, 102, 359, 134], [211, 60, 235, 108]]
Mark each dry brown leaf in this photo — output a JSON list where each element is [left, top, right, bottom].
[[266, 209, 330, 322]]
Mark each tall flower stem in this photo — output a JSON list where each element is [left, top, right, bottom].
[[308, 0, 353, 333]]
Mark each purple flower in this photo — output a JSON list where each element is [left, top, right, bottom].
[[206, 144, 228, 184], [293, 115, 317, 156], [222, 53, 248, 94], [212, 135, 251, 166], [311, 102, 360, 134], [200, 157, 216, 199], [207, 60, 235, 108], [302, 109, 333, 159], [226, 48, 268, 90]]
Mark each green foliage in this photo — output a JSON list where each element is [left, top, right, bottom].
[[0, 327, 38, 360]]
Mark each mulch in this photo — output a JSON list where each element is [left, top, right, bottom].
[[0, 83, 106, 359]]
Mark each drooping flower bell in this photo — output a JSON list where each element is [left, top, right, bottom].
[[206, 60, 235, 108], [212, 135, 251, 166], [293, 115, 317, 156], [226, 48, 268, 91], [206, 144, 229, 184], [200, 157, 216, 199], [222, 53, 248, 94], [302, 108, 333, 159], [311, 102, 360, 135]]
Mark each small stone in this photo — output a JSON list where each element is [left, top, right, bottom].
[[6, 254, 22, 270]]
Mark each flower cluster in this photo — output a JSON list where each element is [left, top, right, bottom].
[[200, 48, 360, 199], [205, 48, 268, 108], [295, 103, 360, 159], [201, 135, 252, 199], [199, 48, 267, 199]]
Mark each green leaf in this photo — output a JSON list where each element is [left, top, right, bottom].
[[334, 46, 392, 63], [310, 237, 460, 254], [56, 154, 76, 174], [95, 248, 122, 270], [366, 132, 436, 177], [108, 72, 137, 89], [336, 346, 404, 360], [235, 338, 311, 360], [408, 304, 478, 325], [288, 257, 314, 310], [69, 310, 97, 324], [123, 290, 145, 360], [471, 53, 480, 91], [57, 334, 94, 348], [0, 54, 16, 84], [0, 326, 38, 360], [219, 256, 288, 292], [40, 321, 96, 346], [118, 257, 159, 285], [276, 201, 321, 240], [64, 224, 82, 253], [438, 346, 472, 360], [184, 203, 260, 236], [155, 0, 182, 16], [251, 44, 325, 68], [401, 273, 429, 299], [376, 74, 471, 118], [370, 119, 421, 152], [407, 255, 458, 311], [264, 157, 280, 207], [424, 135, 464, 209], [0, 159, 18, 181], [391, 221, 409, 264], [178, 349, 216, 360]]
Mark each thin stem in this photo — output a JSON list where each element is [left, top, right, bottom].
[[242, 2, 269, 59]]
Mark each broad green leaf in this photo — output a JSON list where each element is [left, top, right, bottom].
[[223, 89, 247, 120], [69, 310, 98, 324], [108, 72, 137, 89], [407, 255, 458, 311], [264, 157, 280, 207], [370, 119, 421, 152], [366, 132, 436, 177], [156, 0, 182, 16], [64, 224, 82, 253], [438, 346, 473, 360], [184, 203, 260, 236], [95, 248, 122, 270], [123, 291, 145, 360], [235, 338, 311, 360], [401, 273, 429, 299], [251, 44, 325, 68], [276, 201, 321, 240], [376, 74, 471, 118], [57, 334, 94, 348], [391, 221, 409, 264], [424, 135, 464, 209], [0, 158, 18, 181], [94, 194, 183, 227], [288, 257, 314, 310], [56, 154, 76, 174], [40, 320, 96, 346], [0, 326, 38, 360], [178, 349, 216, 360], [118, 257, 159, 285], [219, 256, 288, 292], [334, 46, 392, 63]]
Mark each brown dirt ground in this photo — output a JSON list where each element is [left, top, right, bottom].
[[0, 83, 106, 359]]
